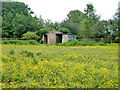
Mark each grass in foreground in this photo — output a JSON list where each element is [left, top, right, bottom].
[[1, 44, 118, 88]]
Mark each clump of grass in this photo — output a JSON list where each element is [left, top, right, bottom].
[[10, 50, 14, 54], [32, 58, 38, 65], [36, 52, 42, 56], [20, 50, 34, 58]]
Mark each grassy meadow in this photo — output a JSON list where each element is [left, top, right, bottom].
[[1, 44, 118, 88]]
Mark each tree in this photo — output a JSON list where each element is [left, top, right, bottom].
[[93, 20, 107, 38], [61, 10, 88, 36], [84, 3, 98, 20], [11, 14, 39, 38], [36, 27, 55, 39], [37, 15, 45, 28], [84, 3, 102, 38], [79, 19, 90, 38], [2, 2, 32, 16], [22, 31, 40, 40], [107, 9, 119, 41], [2, 13, 39, 38], [44, 19, 54, 28], [61, 21, 79, 35], [67, 10, 87, 23], [53, 22, 60, 30], [58, 27, 71, 34], [2, 2, 39, 38]]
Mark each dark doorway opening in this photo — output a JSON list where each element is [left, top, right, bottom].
[[56, 34, 62, 43], [44, 35, 47, 44]]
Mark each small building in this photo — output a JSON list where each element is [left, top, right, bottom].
[[43, 30, 76, 45]]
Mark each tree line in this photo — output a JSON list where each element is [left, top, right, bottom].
[[2, 1, 119, 42]]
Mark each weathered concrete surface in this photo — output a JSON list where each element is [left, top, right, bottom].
[[43, 30, 76, 45]]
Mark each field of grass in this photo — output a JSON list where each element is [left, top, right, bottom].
[[1, 44, 118, 88]]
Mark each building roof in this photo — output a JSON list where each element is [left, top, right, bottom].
[[49, 30, 63, 34], [44, 30, 76, 35]]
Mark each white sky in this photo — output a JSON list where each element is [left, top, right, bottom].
[[15, 0, 119, 22]]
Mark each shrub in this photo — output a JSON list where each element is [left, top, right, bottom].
[[56, 39, 109, 46], [2, 40, 39, 45], [66, 39, 80, 46], [36, 27, 55, 38], [10, 50, 14, 54], [22, 31, 40, 40], [28, 40, 39, 45], [97, 42, 109, 46], [20, 50, 34, 58], [58, 27, 71, 34], [79, 40, 97, 46], [39, 40, 44, 44]]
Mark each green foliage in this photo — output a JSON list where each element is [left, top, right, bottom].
[[56, 39, 79, 46], [56, 39, 109, 46], [28, 40, 39, 45], [9, 50, 14, 54], [84, 3, 97, 20], [58, 27, 71, 34], [20, 50, 34, 58], [115, 37, 120, 43], [2, 40, 39, 45], [61, 4, 104, 40], [61, 21, 79, 35], [2, 13, 39, 38], [67, 10, 87, 23], [2, 2, 30, 16], [22, 32, 40, 40], [2, 2, 118, 43], [36, 27, 55, 38], [2, 2, 39, 38], [56, 37, 61, 43], [36, 52, 42, 56], [61, 10, 87, 35], [39, 40, 44, 44], [97, 42, 109, 46], [78, 19, 90, 38]]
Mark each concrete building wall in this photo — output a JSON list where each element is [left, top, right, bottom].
[[43, 31, 76, 44], [62, 34, 76, 43], [48, 31, 56, 45], [62, 34, 69, 43]]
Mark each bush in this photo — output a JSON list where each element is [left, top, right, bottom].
[[10, 50, 14, 54], [79, 40, 97, 46], [36, 27, 55, 38], [2, 40, 39, 45], [56, 39, 109, 46], [22, 32, 40, 40], [28, 40, 39, 45], [20, 50, 34, 57], [97, 42, 109, 46], [58, 27, 71, 34], [39, 40, 44, 44]]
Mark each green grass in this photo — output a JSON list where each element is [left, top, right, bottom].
[[2, 44, 118, 88]]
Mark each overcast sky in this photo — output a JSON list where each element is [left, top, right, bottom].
[[15, 0, 119, 22]]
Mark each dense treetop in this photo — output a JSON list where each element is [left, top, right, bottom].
[[2, 2, 119, 42]]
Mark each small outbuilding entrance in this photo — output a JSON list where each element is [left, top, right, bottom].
[[43, 30, 76, 45], [56, 34, 62, 43], [44, 35, 47, 44]]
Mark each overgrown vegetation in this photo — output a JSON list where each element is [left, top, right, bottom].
[[2, 2, 119, 43], [2, 39, 110, 46], [56, 39, 109, 46], [2, 40, 39, 45], [2, 44, 118, 88], [1, 1, 119, 88], [22, 32, 40, 40]]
